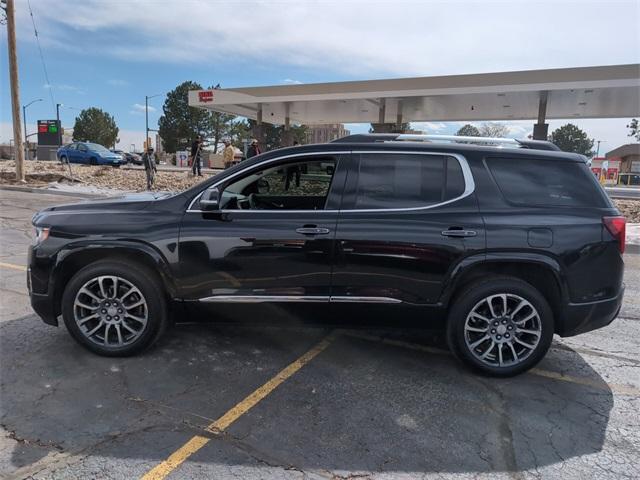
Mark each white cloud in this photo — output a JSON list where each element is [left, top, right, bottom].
[[43, 83, 86, 94], [411, 122, 448, 132], [20, 1, 639, 77], [130, 103, 156, 115], [107, 79, 129, 87], [283, 79, 303, 85]]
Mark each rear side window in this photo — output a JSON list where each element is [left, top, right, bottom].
[[486, 157, 609, 208], [353, 153, 466, 209]]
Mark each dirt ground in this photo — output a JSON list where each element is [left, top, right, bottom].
[[0, 160, 211, 193], [1, 160, 639, 221]]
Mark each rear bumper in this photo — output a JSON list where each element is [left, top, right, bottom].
[[558, 286, 624, 337]]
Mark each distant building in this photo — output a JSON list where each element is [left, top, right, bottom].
[[304, 124, 350, 144], [62, 128, 73, 145], [155, 134, 164, 155], [606, 143, 640, 174]]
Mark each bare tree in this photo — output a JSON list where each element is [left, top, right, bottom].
[[479, 122, 509, 138]]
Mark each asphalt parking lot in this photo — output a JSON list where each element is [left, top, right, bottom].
[[1, 188, 639, 480]]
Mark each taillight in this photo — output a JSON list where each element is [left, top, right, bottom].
[[603, 216, 626, 254]]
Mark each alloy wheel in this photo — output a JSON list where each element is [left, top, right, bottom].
[[463, 293, 542, 368], [73, 275, 148, 347]]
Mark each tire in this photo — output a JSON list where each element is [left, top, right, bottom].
[[446, 276, 554, 377], [61, 260, 167, 356], [60, 155, 68, 164]]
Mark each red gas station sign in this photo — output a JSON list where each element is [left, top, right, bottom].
[[198, 90, 214, 103]]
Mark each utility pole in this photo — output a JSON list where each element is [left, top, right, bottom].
[[4, 0, 25, 181]]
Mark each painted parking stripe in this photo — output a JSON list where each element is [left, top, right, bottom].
[[140, 332, 336, 480], [342, 330, 640, 396], [0, 261, 27, 272]]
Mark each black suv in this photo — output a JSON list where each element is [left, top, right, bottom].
[[28, 134, 626, 376]]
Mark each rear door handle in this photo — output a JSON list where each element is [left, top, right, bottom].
[[441, 229, 477, 237], [296, 227, 331, 235]]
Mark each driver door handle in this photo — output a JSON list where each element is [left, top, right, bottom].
[[296, 227, 331, 235]]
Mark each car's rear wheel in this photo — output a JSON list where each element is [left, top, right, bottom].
[[59, 155, 68, 164], [61, 261, 167, 356], [446, 276, 553, 377]]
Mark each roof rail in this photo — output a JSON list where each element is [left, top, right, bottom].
[[331, 133, 560, 151]]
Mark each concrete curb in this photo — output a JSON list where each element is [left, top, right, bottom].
[[0, 184, 105, 199]]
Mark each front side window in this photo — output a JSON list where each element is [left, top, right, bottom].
[[220, 158, 337, 210], [353, 153, 465, 209]]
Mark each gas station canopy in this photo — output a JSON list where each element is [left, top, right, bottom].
[[189, 64, 640, 126]]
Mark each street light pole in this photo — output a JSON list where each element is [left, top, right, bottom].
[[23, 98, 43, 160], [56, 103, 63, 146], [145, 95, 149, 151], [145, 93, 162, 152]]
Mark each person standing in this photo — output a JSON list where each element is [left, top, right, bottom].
[[142, 146, 157, 190], [191, 135, 203, 176], [246, 139, 261, 159], [223, 138, 235, 169]]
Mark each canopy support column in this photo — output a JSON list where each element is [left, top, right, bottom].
[[396, 99, 404, 130], [251, 104, 266, 151], [282, 102, 294, 146], [533, 91, 549, 140]]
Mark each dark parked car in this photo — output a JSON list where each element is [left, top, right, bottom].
[[29, 134, 625, 376], [111, 149, 143, 165], [57, 142, 125, 166]]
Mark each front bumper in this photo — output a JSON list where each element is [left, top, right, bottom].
[[558, 286, 624, 337], [27, 247, 59, 327], [30, 289, 59, 326]]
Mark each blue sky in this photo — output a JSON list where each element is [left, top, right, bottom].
[[1, 0, 639, 152]]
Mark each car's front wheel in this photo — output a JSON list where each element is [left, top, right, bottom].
[[446, 276, 554, 377], [61, 261, 167, 356]]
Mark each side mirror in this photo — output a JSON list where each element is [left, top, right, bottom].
[[200, 186, 220, 211]]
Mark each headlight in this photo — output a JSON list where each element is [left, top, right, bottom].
[[33, 227, 50, 245]]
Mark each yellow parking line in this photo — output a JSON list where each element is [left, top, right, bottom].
[[529, 368, 640, 396], [0, 261, 27, 272], [343, 330, 639, 396], [140, 332, 336, 480]]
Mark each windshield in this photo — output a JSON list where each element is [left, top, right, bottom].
[[86, 143, 111, 153]]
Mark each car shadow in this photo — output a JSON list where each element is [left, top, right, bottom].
[[0, 312, 613, 477]]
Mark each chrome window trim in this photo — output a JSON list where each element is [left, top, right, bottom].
[[198, 295, 402, 304], [186, 150, 475, 214], [186, 151, 349, 212]]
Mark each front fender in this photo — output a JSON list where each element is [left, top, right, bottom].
[[51, 240, 179, 299]]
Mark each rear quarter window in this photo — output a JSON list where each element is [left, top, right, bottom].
[[486, 157, 610, 208]]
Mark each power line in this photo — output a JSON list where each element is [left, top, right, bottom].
[[27, 0, 56, 112]]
